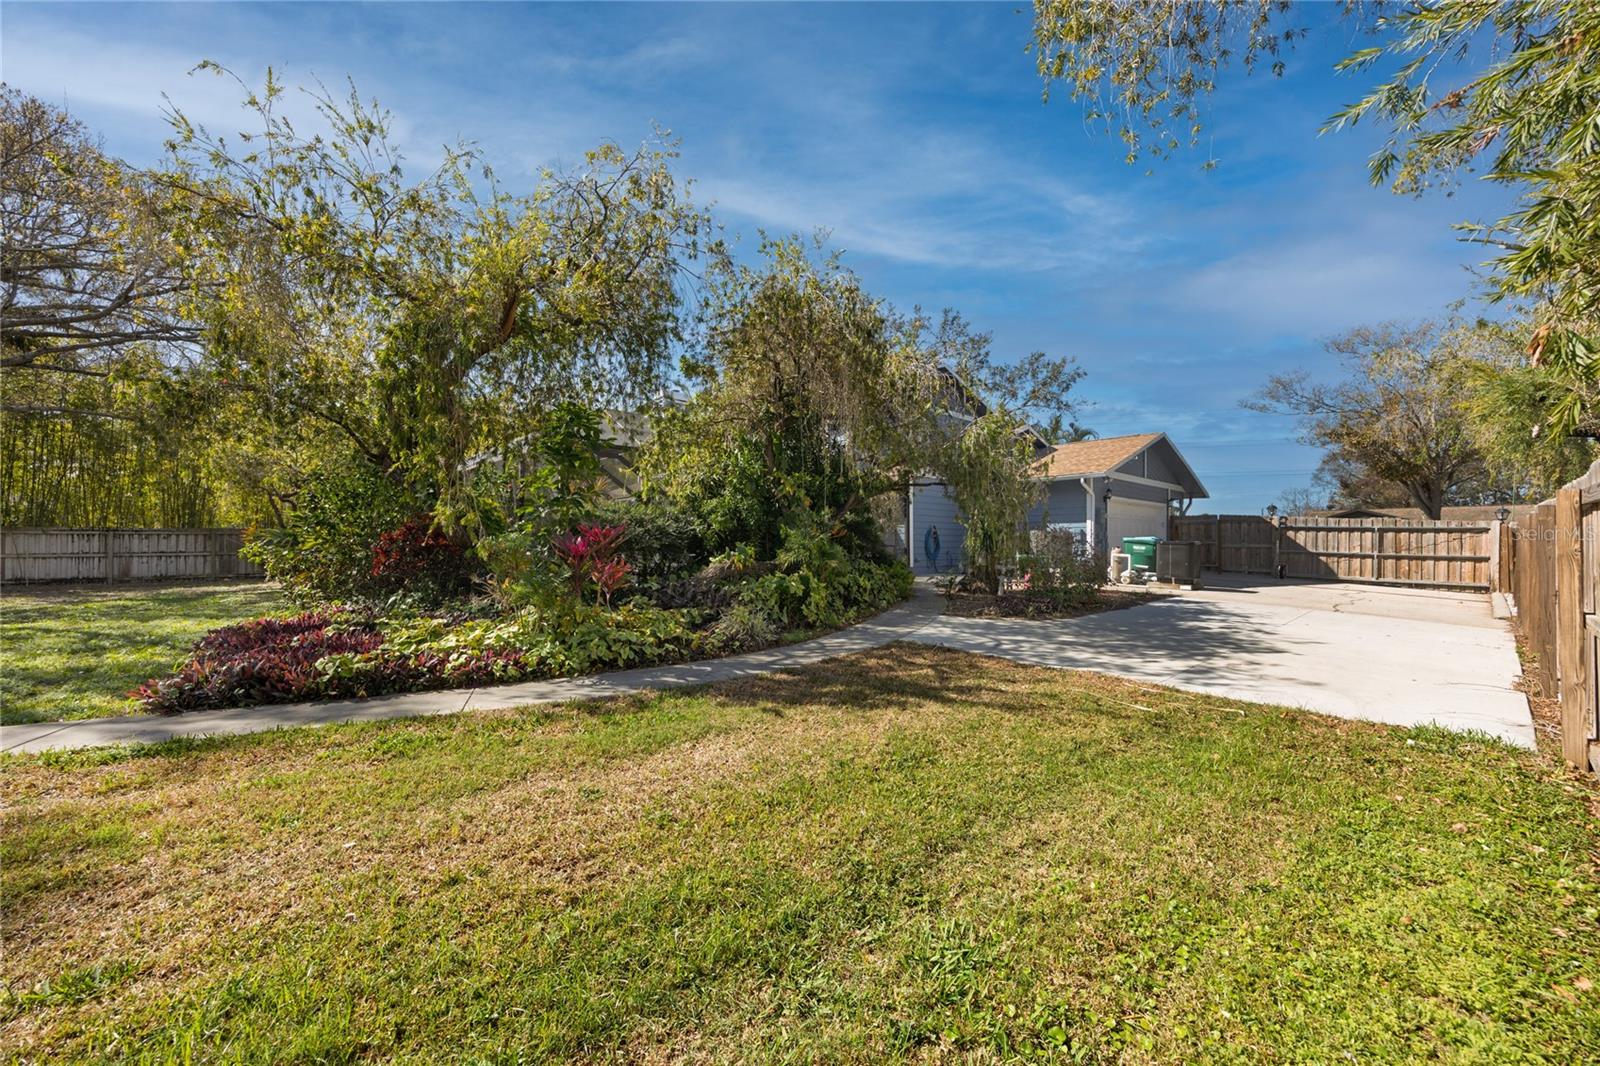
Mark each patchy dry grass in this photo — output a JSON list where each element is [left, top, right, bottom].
[[0, 582, 288, 725], [2, 646, 1597, 1063]]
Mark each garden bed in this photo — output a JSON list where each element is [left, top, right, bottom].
[[941, 583, 1162, 620], [130, 558, 914, 715]]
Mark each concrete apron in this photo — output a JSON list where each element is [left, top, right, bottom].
[[906, 574, 1535, 748]]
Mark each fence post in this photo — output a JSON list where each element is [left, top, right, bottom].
[[1503, 520, 1515, 593], [103, 529, 114, 584], [1488, 519, 1502, 593], [1555, 487, 1590, 769]]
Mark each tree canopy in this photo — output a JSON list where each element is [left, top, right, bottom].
[[638, 237, 1078, 564], [159, 66, 706, 534], [3, 74, 1082, 563], [1, 88, 196, 376], [1248, 319, 1528, 518], [1034, 0, 1600, 437], [1, 88, 231, 526]]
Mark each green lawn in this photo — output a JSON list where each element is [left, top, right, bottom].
[[0, 582, 287, 725], [2, 646, 1596, 1063]]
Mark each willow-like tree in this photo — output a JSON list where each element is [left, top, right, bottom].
[[640, 236, 910, 554], [1033, 0, 1600, 436], [161, 66, 706, 537], [940, 410, 1043, 591], [641, 236, 1078, 564]]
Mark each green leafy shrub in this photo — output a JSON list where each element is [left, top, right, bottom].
[[738, 557, 911, 630], [832, 503, 893, 564], [477, 403, 610, 609], [592, 499, 709, 585], [704, 603, 781, 656], [540, 601, 698, 674], [476, 526, 566, 609], [738, 570, 815, 628], [836, 558, 914, 613], [1001, 537, 1103, 616], [734, 512, 911, 629], [775, 510, 849, 578], [242, 463, 417, 604]]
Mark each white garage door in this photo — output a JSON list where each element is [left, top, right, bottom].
[[1107, 497, 1170, 548]]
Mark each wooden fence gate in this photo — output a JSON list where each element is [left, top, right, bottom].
[[1169, 514, 1492, 590]]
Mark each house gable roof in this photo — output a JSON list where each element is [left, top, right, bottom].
[[1032, 433, 1158, 479], [1031, 432, 1208, 498]]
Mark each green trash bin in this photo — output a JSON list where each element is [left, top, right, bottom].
[[1122, 536, 1159, 572]]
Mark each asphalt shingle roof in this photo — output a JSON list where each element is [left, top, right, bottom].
[[1031, 433, 1163, 479]]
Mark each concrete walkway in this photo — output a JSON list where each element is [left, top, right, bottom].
[[904, 573, 1536, 748], [1, 574, 1535, 754], [0, 586, 946, 755]]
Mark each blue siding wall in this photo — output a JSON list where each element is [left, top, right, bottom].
[[909, 472, 1169, 574], [1025, 480, 1090, 549], [1027, 480, 1089, 526], [909, 483, 967, 575]]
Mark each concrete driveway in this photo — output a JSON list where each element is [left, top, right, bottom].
[[908, 574, 1535, 748]]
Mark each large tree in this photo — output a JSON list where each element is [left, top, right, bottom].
[[160, 66, 706, 535], [640, 237, 1080, 561], [1, 88, 196, 378], [1248, 320, 1520, 518], [1033, 0, 1600, 436], [640, 236, 922, 555], [0, 89, 243, 525]]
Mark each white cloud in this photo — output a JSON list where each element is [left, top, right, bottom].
[[694, 127, 1142, 274], [1165, 201, 1489, 336], [5, 21, 286, 132]]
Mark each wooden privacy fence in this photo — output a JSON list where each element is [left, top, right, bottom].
[[1169, 513, 1492, 590], [1, 528, 264, 584], [1506, 464, 1600, 779]]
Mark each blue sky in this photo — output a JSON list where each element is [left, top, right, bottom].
[[4, 2, 1515, 513]]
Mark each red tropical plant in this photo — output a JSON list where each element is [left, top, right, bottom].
[[551, 522, 630, 602], [589, 555, 632, 607], [370, 515, 471, 599], [552, 529, 590, 595]]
